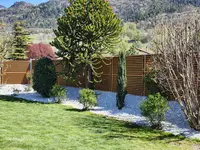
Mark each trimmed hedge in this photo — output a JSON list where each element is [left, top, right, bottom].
[[33, 57, 57, 97]]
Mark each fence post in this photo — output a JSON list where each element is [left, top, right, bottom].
[[0, 60, 2, 84], [110, 58, 113, 91], [30, 59, 33, 77], [143, 55, 146, 96]]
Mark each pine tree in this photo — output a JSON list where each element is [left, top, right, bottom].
[[12, 21, 31, 60], [116, 49, 127, 109], [51, 0, 122, 89]]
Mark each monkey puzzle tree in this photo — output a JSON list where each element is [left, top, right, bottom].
[[51, 0, 122, 89]]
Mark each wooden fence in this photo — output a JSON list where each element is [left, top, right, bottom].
[[1, 55, 152, 96], [2, 60, 30, 84]]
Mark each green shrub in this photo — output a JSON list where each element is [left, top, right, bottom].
[[79, 89, 97, 110], [51, 84, 67, 103], [26, 72, 31, 81], [33, 57, 57, 97], [140, 93, 169, 129], [26, 72, 33, 86]]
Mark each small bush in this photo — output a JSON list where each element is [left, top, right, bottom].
[[26, 71, 32, 84], [79, 89, 97, 110], [140, 93, 169, 129], [27, 43, 55, 60], [26, 73, 31, 81], [51, 84, 67, 103], [33, 57, 57, 97]]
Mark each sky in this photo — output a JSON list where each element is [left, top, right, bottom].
[[0, 0, 49, 7]]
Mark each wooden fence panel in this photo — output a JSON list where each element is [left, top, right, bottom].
[[126, 76, 144, 95], [2, 55, 152, 96], [126, 56, 144, 75], [2, 73, 28, 84], [95, 74, 111, 91], [111, 55, 146, 95], [112, 57, 118, 74], [94, 59, 112, 91], [2, 61, 30, 84]]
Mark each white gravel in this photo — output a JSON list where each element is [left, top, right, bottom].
[[1, 84, 200, 139]]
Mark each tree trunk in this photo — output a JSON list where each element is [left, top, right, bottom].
[[86, 65, 94, 89]]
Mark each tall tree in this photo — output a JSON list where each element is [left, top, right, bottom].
[[12, 21, 31, 60], [51, 0, 122, 89], [116, 48, 127, 109]]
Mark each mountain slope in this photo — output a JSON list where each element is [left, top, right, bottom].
[[10, 1, 33, 8], [0, 5, 6, 9], [0, 1, 69, 28], [0, 0, 200, 29]]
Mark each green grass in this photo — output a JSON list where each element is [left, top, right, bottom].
[[0, 96, 199, 150]]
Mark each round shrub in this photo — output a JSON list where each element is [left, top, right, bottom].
[[51, 84, 67, 103], [33, 57, 57, 97], [27, 43, 55, 60], [140, 93, 169, 129], [79, 89, 97, 110]]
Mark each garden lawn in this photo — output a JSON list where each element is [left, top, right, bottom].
[[0, 96, 199, 150]]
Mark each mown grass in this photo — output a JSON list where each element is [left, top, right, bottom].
[[0, 96, 199, 150]]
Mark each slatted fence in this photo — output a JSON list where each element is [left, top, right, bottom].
[[2, 60, 30, 84], [1, 55, 152, 96]]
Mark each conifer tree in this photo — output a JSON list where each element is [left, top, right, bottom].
[[51, 0, 122, 89], [12, 21, 31, 60], [116, 49, 127, 109]]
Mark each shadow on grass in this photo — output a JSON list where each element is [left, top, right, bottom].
[[124, 122, 186, 142], [65, 108, 85, 112], [0, 95, 47, 104], [67, 108, 187, 143]]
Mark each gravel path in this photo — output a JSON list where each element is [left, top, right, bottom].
[[1, 84, 200, 139]]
